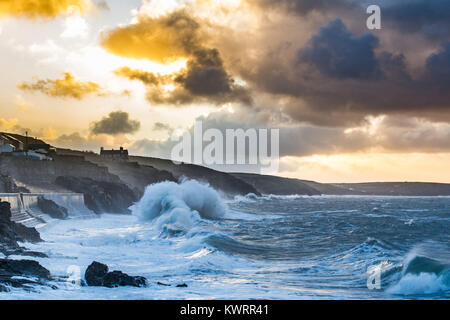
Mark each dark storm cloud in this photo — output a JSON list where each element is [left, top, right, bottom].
[[240, 18, 450, 126], [249, 0, 450, 40], [173, 48, 252, 105], [249, 0, 355, 15], [299, 19, 382, 80], [177, 48, 232, 96], [114, 48, 251, 106], [383, 0, 450, 39], [103, 2, 450, 126], [426, 42, 450, 82], [90, 111, 140, 135]]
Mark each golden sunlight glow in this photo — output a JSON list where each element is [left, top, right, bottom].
[[280, 153, 450, 183], [0, 0, 92, 19], [14, 95, 33, 111], [0, 118, 20, 130], [162, 84, 176, 92], [100, 12, 198, 64], [71, 46, 188, 76]]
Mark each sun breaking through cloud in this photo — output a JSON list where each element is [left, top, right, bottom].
[[0, 0, 92, 19]]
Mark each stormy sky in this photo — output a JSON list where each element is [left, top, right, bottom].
[[1, 0, 450, 182]]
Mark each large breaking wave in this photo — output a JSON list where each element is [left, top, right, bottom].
[[387, 243, 450, 296], [132, 179, 226, 221], [131, 179, 226, 237]]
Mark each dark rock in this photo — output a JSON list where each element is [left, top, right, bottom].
[[0, 258, 52, 290], [157, 281, 171, 286], [176, 283, 188, 288], [0, 259, 51, 279], [85, 261, 108, 286], [0, 201, 42, 255], [6, 249, 48, 258], [103, 271, 147, 288], [0, 202, 20, 250], [37, 196, 68, 219], [55, 176, 137, 214], [11, 222, 42, 243], [84, 261, 147, 288], [90, 160, 177, 197]]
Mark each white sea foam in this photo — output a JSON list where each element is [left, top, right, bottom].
[[387, 272, 449, 295], [132, 179, 226, 222]]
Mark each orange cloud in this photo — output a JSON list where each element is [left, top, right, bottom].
[[18, 72, 104, 99], [0, 118, 22, 131], [0, 0, 92, 19], [101, 10, 202, 63], [114, 67, 163, 86], [105, 10, 251, 106]]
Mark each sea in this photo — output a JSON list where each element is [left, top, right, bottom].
[[1, 179, 449, 299]]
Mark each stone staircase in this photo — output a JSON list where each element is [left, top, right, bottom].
[[10, 210, 46, 228]]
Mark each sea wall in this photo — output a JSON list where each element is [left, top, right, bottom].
[[0, 193, 95, 226], [25, 193, 95, 218]]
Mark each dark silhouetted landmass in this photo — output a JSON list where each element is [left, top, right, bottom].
[[0, 134, 449, 207]]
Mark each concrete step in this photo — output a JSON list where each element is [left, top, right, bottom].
[[10, 210, 46, 228]]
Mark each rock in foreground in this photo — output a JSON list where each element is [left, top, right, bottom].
[[85, 261, 147, 288], [0, 259, 52, 291], [0, 201, 42, 255]]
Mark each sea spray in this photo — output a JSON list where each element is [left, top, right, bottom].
[[131, 179, 226, 236], [387, 242, 450, 295]]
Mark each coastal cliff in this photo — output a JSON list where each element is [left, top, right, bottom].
[[128, 156, 260, 196], [2, 144, 450, 208]]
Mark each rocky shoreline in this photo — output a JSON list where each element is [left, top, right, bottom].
[[0, 200, 183, 292], [0, 201, 42, 256], [0, 201, 52, 292]]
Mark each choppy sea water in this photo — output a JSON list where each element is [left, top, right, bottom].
[[1, 180, 449, 299]]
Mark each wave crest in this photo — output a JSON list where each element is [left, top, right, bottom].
[[132, 179, 226, 223], [388, 243, 450, 296]]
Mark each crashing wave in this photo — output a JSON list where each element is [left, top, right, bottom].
[[132, 179, 226, 221], [388, 243, 450, 296], [131, 179, 226, 237]]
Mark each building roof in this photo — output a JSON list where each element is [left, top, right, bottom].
[[0, 132, 51, 150], [100, 148, 129, 156], [3, 133, 48, 146]]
